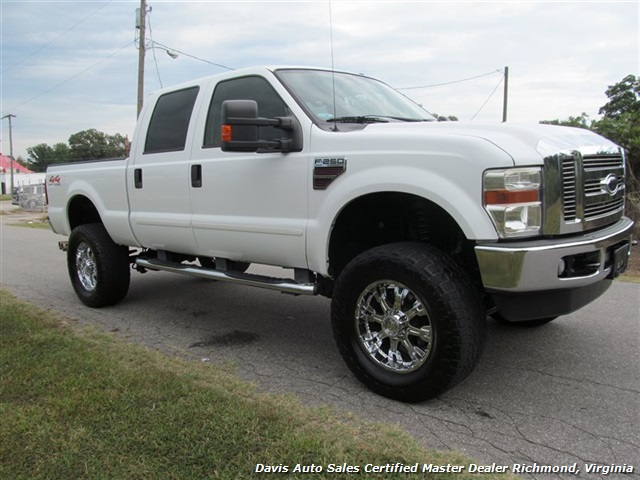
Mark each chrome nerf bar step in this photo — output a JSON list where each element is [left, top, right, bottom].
[[135, 258, 318, 296]]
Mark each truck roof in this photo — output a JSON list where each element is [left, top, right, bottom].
[[147, 65, 360, 96]]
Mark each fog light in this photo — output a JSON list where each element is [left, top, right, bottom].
[[558, 258, 566, 276]]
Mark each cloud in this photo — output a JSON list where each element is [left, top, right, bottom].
[[0, 0, 637, 159]]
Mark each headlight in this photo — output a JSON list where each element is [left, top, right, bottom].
[[483, 167, 542, 238]]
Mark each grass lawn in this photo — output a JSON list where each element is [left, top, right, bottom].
[[5, 218, 51, 229], [0, 290, 509, 480]]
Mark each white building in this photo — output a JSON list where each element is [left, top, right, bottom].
[[0, 154, 45, 195]]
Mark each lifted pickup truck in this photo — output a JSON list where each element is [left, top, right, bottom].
[[47, 66, 634, 401]]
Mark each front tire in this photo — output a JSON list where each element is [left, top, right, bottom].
[[68, 223, 130, 308], [331, 242, 486, 402]]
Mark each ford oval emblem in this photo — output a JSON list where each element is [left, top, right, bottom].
[[600, 174, 619, 196]]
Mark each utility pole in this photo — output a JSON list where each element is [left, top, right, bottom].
[[136, 0, 147, 118], [502, 66, 509, 123], [2, 114, 16, 194]]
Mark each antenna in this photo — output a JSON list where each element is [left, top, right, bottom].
[[329, 1, 338, 132]]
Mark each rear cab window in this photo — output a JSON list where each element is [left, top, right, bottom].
[[145, 86, 200, 154]]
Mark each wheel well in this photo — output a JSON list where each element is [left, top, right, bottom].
[[68, 195, 101, 231], [328, 192, 479, 280]]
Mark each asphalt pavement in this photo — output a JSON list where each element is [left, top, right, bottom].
[[1, 205, 638, 479]]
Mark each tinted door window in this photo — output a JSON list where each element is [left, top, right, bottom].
[[204, 76, 288, 148], [145, 87, 199, 154]]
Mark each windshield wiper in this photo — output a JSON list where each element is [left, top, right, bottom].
[[386, 116, 433, 122], [327, 115, 432, 124], [326, 115, 389, 124]]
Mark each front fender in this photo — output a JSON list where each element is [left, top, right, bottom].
[[306, 161, 502, 276]]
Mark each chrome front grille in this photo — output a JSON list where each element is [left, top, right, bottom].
[[581, 153, 625, 222], [584, 196, 624, 219], [545, 147, 625, 235], [562, 157, 577, 221], [583, 155, 624, 169]]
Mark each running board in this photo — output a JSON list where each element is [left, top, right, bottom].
[[135, 258, 318, 296]]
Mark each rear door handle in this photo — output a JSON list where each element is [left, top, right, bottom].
[[134, 168, 143, 189], [191, 164, 202, 188]]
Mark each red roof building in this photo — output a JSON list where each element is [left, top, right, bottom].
[[0, 153, 32, 174]]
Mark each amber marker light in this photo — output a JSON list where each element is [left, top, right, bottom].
[[484, 189, 539, 205], [221, 125, 233, 142]]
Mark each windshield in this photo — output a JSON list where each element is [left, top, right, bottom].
[[275, 69, 433, 125]]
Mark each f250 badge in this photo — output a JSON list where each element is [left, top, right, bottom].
[[313, 157, 347, 190], [48, 175, 61, 186]]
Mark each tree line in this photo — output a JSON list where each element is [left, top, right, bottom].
[[23, 129, 128, 172]]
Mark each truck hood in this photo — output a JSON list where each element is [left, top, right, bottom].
[[361, 121, 620, 165]]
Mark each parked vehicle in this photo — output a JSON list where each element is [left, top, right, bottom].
[[46, 66, 634, 401], [15, 184, 46, 210]]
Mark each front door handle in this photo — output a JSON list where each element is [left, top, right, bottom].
[[191, 164, 202, 188]]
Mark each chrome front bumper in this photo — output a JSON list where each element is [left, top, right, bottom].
[[475, 217, 635, 293]]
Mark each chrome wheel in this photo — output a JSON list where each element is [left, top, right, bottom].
[[75, 243, 97, 292], [355, 280, 433, 374], [68, 224, 130, 308], [332, 243, 486, 401]]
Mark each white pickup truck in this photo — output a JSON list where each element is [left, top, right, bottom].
[[47, 66, 635, 401]]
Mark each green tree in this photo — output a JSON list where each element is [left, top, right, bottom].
[[598, 74, 640, 119], [26, 144, 52, 172], [595, 77, 639, 157], [25, 129, 128, 171], [25, 142, 70, 172], [15, 156, 29, 169], [432, 113, 459, 121], [540, 112, 592, 129], [68, 129, 126, 160], [593, 76, 640, 204]]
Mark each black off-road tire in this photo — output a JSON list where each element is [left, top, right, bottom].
[[67, 223, 130, 308], [331, 242, 486, 402]]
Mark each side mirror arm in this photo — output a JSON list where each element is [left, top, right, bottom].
[[221, 100, 302, 153]]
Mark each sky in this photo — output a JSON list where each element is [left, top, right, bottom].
[[1, 0, 638, 161]]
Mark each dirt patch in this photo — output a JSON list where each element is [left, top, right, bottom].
[[0, 200, 47, 223]]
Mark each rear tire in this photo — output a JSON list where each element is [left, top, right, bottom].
[[68, 223, 130, 308], [331, 242, 486, 402]]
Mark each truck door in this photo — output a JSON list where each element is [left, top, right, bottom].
[[127, 86, 201, 254], [188, 75, 308, 268]]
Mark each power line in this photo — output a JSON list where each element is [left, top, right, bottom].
[[147, 10, 163, 88], [397, 69, 502, 90], [1, 1, 113, 75], [151, 40, 234, 71], [3, 40, 134, 115], [470, 73, 504, 121]]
